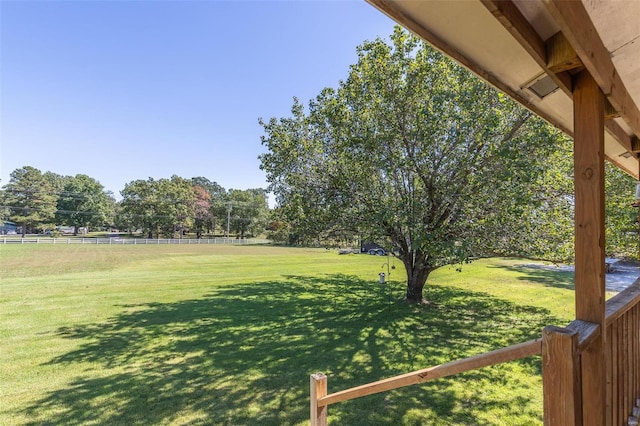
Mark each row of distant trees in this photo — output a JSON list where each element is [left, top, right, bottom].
[[0, 166, 269, 239]]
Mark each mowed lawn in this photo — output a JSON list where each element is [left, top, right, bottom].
[[0, 244, 577, 425]]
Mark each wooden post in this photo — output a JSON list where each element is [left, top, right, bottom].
[[310, 373, 327, 426], [543, 326, 581, 425], [573, 69, 606, 425]]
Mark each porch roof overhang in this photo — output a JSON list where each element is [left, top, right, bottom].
[[366, 0, 640, 178]]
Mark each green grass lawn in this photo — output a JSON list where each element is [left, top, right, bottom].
[[0, 245, 578, 425]]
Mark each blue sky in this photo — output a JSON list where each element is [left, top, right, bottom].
[[1, 0, 395, 200]]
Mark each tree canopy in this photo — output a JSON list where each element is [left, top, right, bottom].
[[119, 176, 196, 239], [56, 174, 115, 235], [260, 27, 571, 302], [2, 166, 57, 237]]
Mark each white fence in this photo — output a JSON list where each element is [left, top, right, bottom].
[[0, 237, 270, 245]]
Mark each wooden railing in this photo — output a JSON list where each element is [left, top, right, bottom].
[[606, 279, 640, 426], [310, 338, 542, 425], [542, 278, 640, 426], [310, 278, 640, 426]]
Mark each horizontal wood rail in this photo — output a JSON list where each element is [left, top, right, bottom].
[[606, 278, 640, 324], [566, 319, 600, 350], [314, 338, 541, 409]]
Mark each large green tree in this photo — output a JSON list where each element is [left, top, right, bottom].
[[156, 176, 195, 237], [260, 27, 567, 303], [191, 177, 227, 236], [119, 178, 159, 238], [56, 174, 115, 235], [1, 166, 58, 237], [226, 188, 269, 238], [120, 176, 195, 238]]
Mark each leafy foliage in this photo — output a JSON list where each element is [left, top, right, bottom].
[[191, 176, 227, 236], [56, 174, 115, 235], [119, 176, 195, 238], [227, 188, 269, 238], [1, 166, 57, 236], [193, 185, 213, 239], [605, 163, 639, 258]]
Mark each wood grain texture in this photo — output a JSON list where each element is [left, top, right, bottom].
[[573, 69, 606, 426], [310, 373, 327, 426], [573, 70, 606, 324], [542, 326, 581, 425], [547, 31, 583, 73], [544, 0, 640, 140], [317, 339, 541, 407]]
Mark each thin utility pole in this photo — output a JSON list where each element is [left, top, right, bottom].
[[226, 201, 232, 238]]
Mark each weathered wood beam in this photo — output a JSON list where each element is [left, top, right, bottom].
[[480, 1, 620, 122], [605, 153, 638, 179], [605, 99, 620, 119], [606, 279, 640, 323], [480, 0, 635, 168], [546, 31, 583, 73], [573, 69, 606, 426], [480, 0, 573, 96], [366, 0, 573, 135], [567, 319, 600, 350], [605, 120, 635, 154], [544, 0, 640, 141]]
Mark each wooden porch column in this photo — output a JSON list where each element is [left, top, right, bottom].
[[573, 70, 606, 426]]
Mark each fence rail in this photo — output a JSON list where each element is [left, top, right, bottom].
[[0, 237, 269, 245], [310, 338, 542, 425]]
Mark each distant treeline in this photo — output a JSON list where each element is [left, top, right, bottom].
[[0, 166, 270, 239]]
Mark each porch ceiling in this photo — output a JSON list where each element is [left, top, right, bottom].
[[366, 0, 640, 179]]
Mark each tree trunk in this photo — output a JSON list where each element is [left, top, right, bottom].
[[395, 247, 432, 303], [405, 267, 431, 303], [400, 252, 432, 303]]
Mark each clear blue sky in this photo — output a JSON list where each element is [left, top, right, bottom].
[[0, 0, 395, 200]]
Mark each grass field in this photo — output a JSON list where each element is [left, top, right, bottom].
[[0, 244, 579, 425]]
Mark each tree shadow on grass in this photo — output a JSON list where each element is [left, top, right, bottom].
[[23, 274, 559, 425], [489, 263, 576, 290]]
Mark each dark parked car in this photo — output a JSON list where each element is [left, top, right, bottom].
[[360, 241, 386, 256]]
